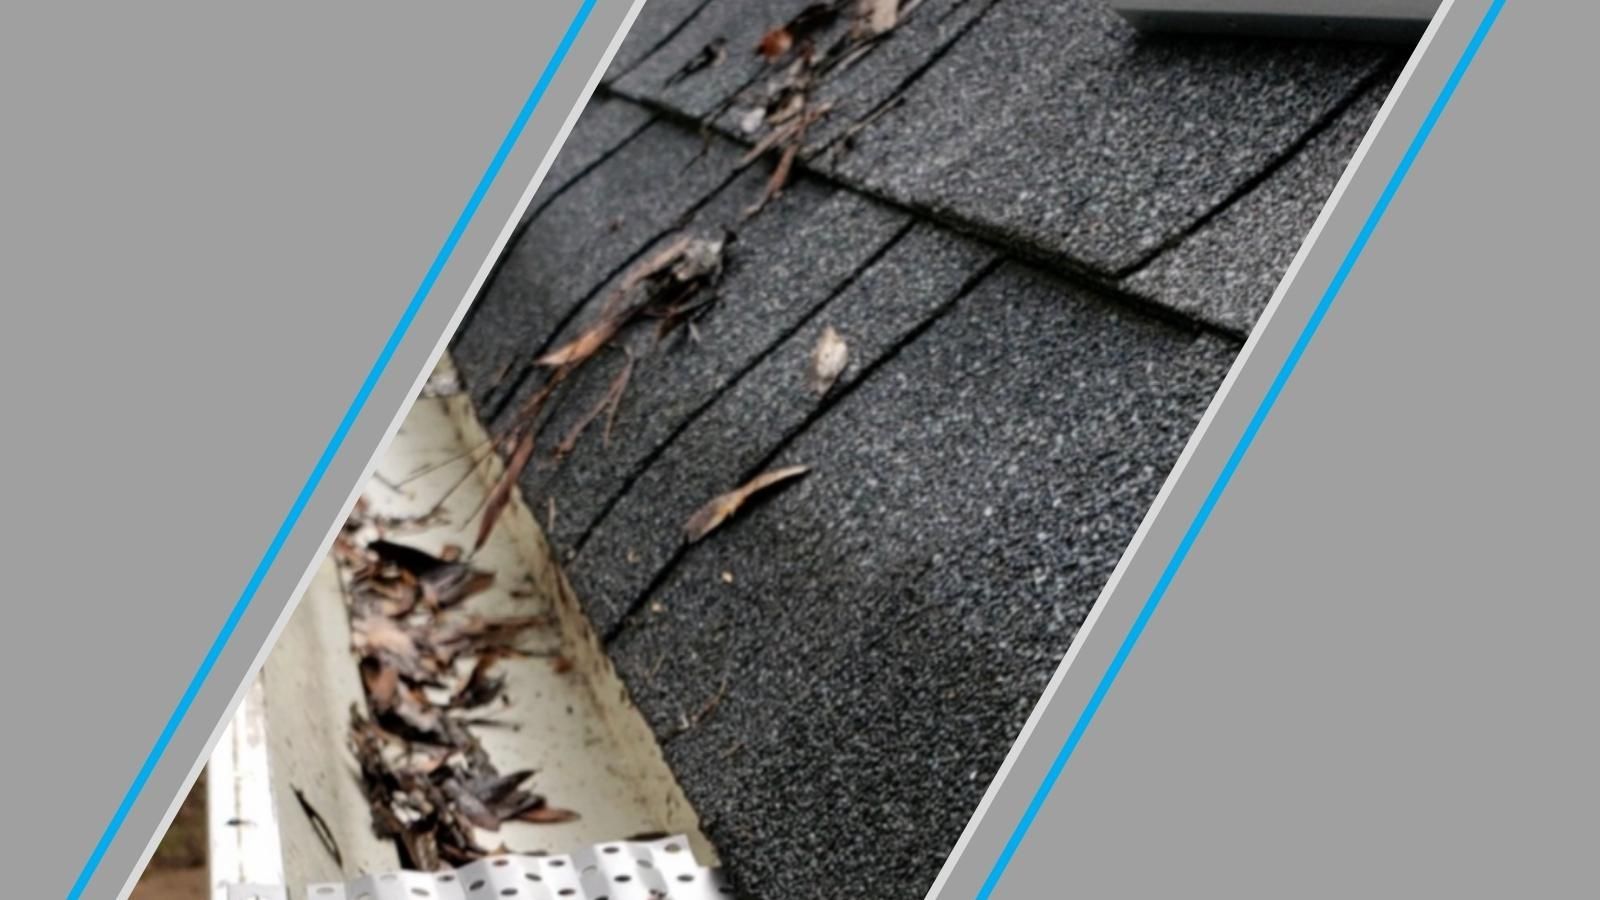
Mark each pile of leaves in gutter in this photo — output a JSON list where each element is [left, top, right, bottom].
[[336, 515, 576, 870]]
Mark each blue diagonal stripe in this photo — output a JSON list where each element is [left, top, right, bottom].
[[975, 1, 1508, 896], [67, 0, 602, 896]]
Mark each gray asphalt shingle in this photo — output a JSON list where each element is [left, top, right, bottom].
[[605, 262, 1236, 898], [1123, 77, 1393, 333], [570, 222, 995, 633], [604, 0, 717, 81], [527, 92, 653, 222], [831, 0, 1392, 273], [605, 0, 1393, 281], [453, 122, 743, 417], [506, 172, 910, 560], [611, 0, 997, 151], [612, 0, 795, 119]]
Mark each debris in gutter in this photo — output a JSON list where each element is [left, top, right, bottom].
[[807, 325, 849, 396], [684, 464, 811, 543], [338, 512, 577, 870], [473, 430, 536, 552]]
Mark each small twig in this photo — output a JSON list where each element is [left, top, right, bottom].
[[394, 438, 497, 487], [292, 786, 345, 868], [420, 445, 499, 522], [552, 349, 636, 458], [601, 352, 635, 447], [645, 652, 668, 686], [670, 678, 730, 738]]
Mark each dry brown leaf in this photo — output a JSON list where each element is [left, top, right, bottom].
[[369, 675, 446, 741], [450, 651, 507, 710], [368, 540, 494, 608], [757, 3, 838, 59], [743, 103, 830, 219], [757, 26, 794, 60], [542, 235, 724, 371], [684, 464, 811, 543], [355, 575, 420, 618], [518, 806, 580, 825], [807, 325, 849, 395], [353, 614, 419, 660], [359, 657, 400, 709], [429, 613, 548, 662], [431, 569, 496, 609], [441, 779, 502, 832], [668, 236, 727, 284], [620, 235, 694, 293], [859, 0, 897, 35], [536, 318, 621, 369], [745, 137, 800, 219], [740, 115, 805, 166]]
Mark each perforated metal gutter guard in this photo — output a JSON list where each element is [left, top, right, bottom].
[[207, 357, 720, 900], [216, 835, 730, 900]]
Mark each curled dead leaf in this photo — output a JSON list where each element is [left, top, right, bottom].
[[737, 106, 767, 135], [620, 235, 695, 293], [757, 3, 839, 59], [537, 234, 726, 372], [450, 651, 508, 710], [536, 318, 621, 369], [352, 614, 419, 661], [807, 325, 848, 395], [684, 465, 811, 543], [757, 26, 794, 60], [859, 0, 897, 35]]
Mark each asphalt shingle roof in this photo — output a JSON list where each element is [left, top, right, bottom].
[[447, 2, 1408, 895], [1125, 77, 1395, 332]]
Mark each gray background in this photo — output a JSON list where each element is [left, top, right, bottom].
[[935, 0, 1599, 895], [5, 0, 1588, 897], [0, 1, 638, 896]]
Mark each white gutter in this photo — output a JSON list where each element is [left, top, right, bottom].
[[206, 357, 716, 899]]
